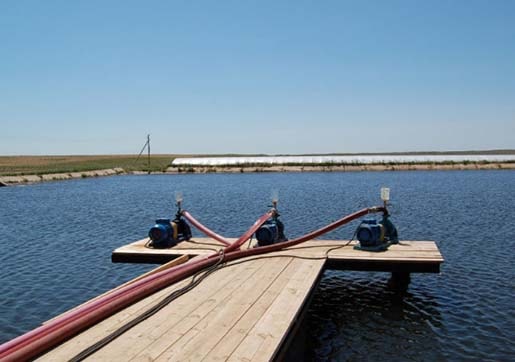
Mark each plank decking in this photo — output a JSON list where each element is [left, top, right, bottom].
[[37, 255, 324, 361], [37, 238, 443, 360], [112, 237, 443, 273]]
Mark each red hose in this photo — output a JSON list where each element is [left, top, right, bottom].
[[223, 206, 385, 259], [0, 255, 220, 362], [0, 211, 272, 361], [223, 211, 272, 253], [181, 211, 231, 246], [181, 211, 272, 250], [0, 206, 383, 361]]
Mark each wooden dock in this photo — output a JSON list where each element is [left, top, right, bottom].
[[112, 237, 443, 273], [36, 238, 442, 361]]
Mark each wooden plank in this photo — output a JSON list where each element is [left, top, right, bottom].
[[41, 235, 443, 361], [290, 240, 440, 251], [113, 238, 442, 258], [116, 238, 440, 251], [253, 259, 324, 360], [227, 258, 325, 361], [127, 258, 283, 361], [280, 241, 444, 262], [153, 258, 296, 361], [204, 259, 322, 361], [83, 258, 271, 361], [40, 256, 326, 362], [113, 238, 225, 255], [36, 276, 195, 360], [249, 247, 443, 263], [112, 238, 443, 275], [38, 255, 242, 361], [112, 238, 226, 263], [288, 250, 443, 258]]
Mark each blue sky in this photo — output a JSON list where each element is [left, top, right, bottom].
[[1, 0, 514, 155]]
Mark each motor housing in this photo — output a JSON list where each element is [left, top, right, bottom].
[[356, 219, 384, 247], [355, 216, 398, 251], [255, 218, 287, 246], [148, 218, 191, 248]]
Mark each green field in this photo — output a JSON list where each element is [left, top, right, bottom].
[[0, 155, 178, 176]]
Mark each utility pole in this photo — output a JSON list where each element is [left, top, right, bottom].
[[135, 134, 151, 173], [147, 134, 151, 174]]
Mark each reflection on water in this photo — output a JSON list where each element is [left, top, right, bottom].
[[1, 171, 514, 360]]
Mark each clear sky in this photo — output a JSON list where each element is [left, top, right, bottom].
[[1, 0, 514, 155]]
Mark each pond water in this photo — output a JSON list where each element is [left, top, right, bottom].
[[0, 171, 514, 360]]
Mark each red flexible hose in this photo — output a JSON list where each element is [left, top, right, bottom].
[[0, 206, 384, 361], [181, 211, 272, 250], [0, 211, 272, 361], [223, 211, 273, 253], [223, 206, 385, 260], [0, 256, 220, 362], [181, 211, 231, 246]]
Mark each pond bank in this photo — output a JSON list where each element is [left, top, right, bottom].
[[0, 168, 125, 186], [1, 163, 514, 186]]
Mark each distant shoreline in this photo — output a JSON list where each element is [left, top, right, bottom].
[[0, 168, 125, 186], [167, 162, 515, 174], [1, 162, 514, 186]]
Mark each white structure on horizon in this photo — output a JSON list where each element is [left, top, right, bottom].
[[171, 154, 515, 166]]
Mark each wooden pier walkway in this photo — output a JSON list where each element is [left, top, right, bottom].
[[37, 238, 442, 361]]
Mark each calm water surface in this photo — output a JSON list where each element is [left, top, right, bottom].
[[0, 171, 514, 361]]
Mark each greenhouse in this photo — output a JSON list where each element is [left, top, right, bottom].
[[171, 154, 515, 166]]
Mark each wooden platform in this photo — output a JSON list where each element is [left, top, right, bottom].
[[113, 237, 443, 273], [37, 255, 324, 361], [36, 239, 442, 361]]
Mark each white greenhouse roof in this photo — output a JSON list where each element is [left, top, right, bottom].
[[171, 154, 515, 166]]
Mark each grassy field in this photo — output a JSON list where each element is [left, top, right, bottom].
[[0, 155, 178, 176]]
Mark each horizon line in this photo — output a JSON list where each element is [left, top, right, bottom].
[[1, 149, 515, 157]]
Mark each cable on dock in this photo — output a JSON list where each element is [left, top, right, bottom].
[[69, 250, 226, 362]]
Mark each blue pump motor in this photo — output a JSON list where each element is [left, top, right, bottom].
[[255, 218, 287, 247], [356, 218, 384, 248], [355, 216, 398, 251], [148, 218, 191, 248]]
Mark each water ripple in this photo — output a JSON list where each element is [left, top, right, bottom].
[[1, 171, 515, 361]]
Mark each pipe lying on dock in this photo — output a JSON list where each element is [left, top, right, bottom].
[[181, 211, 232, 246], [0, 206, 384, 361], [0, 212, 271, 361]]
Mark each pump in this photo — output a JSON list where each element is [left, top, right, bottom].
[[148, 195, 192, 248], [148, 217, 191, 248], [354, 187, 398, 251], [255, 198, 287, 247], [354, 215, 398, 251], [255, 218, 287, 246]]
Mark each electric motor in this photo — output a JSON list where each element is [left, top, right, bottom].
[[356, 219, 384, 247], [148, 218, 191, 248], [256, 222, 278, 246], [355, 216, 398, 251], [255, 218, 287, 247]]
